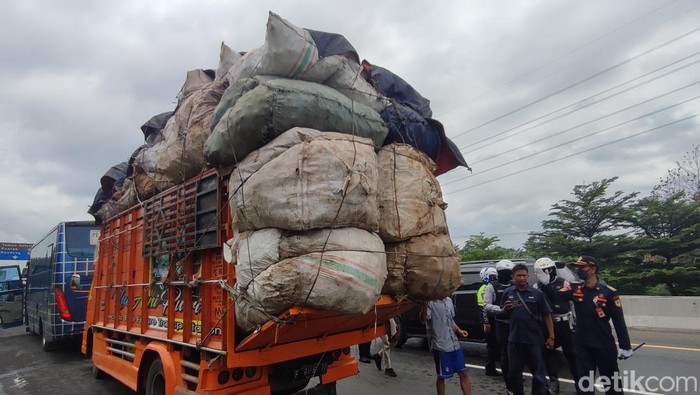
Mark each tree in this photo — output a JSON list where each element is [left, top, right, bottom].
[[625, 193, 700, 266], [527, 177, 638, 262], [653, 144, 700, 202], [458, 233, 526, 261]]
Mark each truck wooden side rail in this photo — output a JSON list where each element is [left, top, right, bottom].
[[82, 168, 412, 395]]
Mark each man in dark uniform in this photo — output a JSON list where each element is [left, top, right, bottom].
[[533, 257, 578, 394], [501, 263, 555, 395], [483, 259, 515, 394], [542, 256, 633, 395]]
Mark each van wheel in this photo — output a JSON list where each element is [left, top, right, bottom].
[[145, 358, 166, 395]]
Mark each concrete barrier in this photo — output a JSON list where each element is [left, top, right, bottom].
[[620, 295, 700, 332]]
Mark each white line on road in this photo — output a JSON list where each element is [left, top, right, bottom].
[[465, 364, 665, 395]]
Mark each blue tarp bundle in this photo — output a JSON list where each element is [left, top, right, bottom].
[[362, 60, 432, 119], [307, 29, 359, 63], [380, 103, 440, 160], [362, 60, 469, 175]]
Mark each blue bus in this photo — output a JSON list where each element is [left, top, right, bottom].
[[25, 221, 99, 351]]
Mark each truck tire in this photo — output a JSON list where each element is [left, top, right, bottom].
[[92, 364, 107, 380], [145, 358, 166, 395], [394, 317, 407, 349]]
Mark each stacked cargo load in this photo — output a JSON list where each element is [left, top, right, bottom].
[[87, 11, 470, 334]]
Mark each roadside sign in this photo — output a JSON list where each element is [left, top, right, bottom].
[[0, 242, 32, 261]]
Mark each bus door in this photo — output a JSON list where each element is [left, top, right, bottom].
[[0, 265, 24, 328]]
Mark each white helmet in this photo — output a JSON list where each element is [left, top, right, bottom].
[[495, 259, 514, 283], [481, 267, 497, 283], [495, 259, 514, 271], [534, 257, 557, 285]]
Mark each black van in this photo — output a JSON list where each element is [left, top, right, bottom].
[[394, 259, 577, 347]]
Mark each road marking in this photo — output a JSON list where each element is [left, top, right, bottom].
[[631, 342, 700, 352], [466, 364, 664, 395]]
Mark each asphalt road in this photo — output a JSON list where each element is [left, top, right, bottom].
[[0, 326, 698, 394]]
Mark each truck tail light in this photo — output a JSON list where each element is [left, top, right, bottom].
[[54, 287, 72, 321]]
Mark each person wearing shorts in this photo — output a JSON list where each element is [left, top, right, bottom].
[[421, 297, 472, 395]]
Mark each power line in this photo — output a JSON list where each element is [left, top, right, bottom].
[[438, 0, 682, 115], [443, 91, 700, 187], [458, 79, 700, 170], [457, 52, 700, 153], [444, 114, 698, 195], [449, 24, 700, 140], [444, 90, 700, 187]]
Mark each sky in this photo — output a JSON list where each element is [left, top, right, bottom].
[[0, 0, 698, 250]]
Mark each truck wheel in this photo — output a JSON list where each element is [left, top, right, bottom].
[[145, 358, 166, 395], [92, 364, 107, 380], [394, 317, 407, 349]]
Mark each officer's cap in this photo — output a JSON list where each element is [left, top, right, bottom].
[[572, 255, 598, 267]]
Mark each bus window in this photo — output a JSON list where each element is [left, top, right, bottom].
[[65, 226, 98, 259]]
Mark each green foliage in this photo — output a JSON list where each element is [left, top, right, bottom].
[[458, 233, 528, 261], [646, 284, 672, 296], [541, 177, 638, 241], [525, 176, 700, 295]]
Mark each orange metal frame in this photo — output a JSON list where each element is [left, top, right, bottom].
[[82, 169, 415, 393]]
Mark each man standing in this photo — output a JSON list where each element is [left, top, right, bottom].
[[542, 256, 633, 395], [533, 257, 578, 394], [483, 259, 515, 393], [370, 318, 398, 377], [501, 263, 555, 395], [478, 266, 500, 376], [358, 341, 372, 363], [421, 297, 472, 395]]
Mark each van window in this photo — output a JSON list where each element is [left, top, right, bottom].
[[462, 272, 482, 287], [65, 225, 97, 258], [0, 267, 20, 282]]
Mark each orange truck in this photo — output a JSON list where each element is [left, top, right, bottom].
[[81, 167, 411, 395]]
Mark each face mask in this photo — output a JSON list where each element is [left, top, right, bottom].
[[497, 271, 512, 284], [577, 267, 590, 281]]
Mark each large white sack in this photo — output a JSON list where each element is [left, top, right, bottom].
[[258, 12, 341, 82], [236, 227, 386, 291], [177, 69, 214, 103], [229, 128, 380, 232], [133, 79, 227, 190], [224, 13, 350, 85], [235, 228, 387, 330], [215, 42, 241, 81], [377, 144, 448, 242], [225, 47, 264, 84], [236, 228, 283, 291], [325, 57, 388, 113], [383, 233, 462, 301]]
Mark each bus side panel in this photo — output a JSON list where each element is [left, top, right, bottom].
[[26, 228, 58, 337]]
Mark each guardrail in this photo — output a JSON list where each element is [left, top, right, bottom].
[[620, 295, 700, 332]]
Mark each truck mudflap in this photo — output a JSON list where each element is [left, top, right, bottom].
[[235, 296, 414, 352]]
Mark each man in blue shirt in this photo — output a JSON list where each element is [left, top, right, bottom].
[[502, 264, 555, 395], [421, 297, 472, 395]]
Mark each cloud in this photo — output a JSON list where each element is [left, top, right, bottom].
[[1, 0, 698, 249]]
